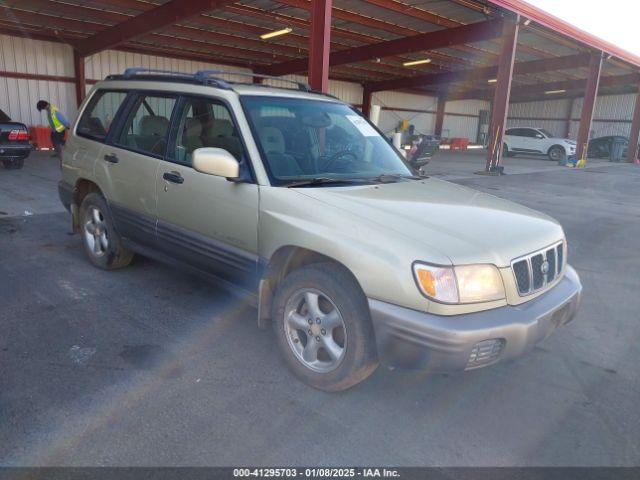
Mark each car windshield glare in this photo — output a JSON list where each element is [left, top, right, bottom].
[[240, 96, 412, 185]]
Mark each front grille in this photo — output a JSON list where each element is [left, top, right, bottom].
[[512, 241, 565, 296]]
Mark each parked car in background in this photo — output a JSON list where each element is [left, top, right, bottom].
[[588, 135, 629, 160], [0, 109, 32, 170], [58, 69, 582, 391], [503, 127, 576, 161]]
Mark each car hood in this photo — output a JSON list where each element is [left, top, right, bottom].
[[292, 178, 564, 267]]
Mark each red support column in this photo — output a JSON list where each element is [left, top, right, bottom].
[[485, 17, 519, 172], [434, 97, 446, 137], [575, 52, 603, 163], [73, 50, 86, 107], [627, 88, 640, 163], [308, 0, 332, 92], [362, 86, 372, 117]]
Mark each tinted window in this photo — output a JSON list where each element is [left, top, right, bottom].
[[172, 97, 244, 165], [77, 90, 127, 142], [116, 94, 176, 157], [506, 128, 525, 137]]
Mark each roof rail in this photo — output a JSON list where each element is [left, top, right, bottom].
[[105, 67, 314, 93], [118, 68, 195, 80], [195, 70, 312, 92]]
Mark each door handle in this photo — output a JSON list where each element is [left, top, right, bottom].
[[163, 171, 184, 184], [104, 153, 119, 164]]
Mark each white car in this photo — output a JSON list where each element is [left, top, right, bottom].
[[504, 127, 576, 161]]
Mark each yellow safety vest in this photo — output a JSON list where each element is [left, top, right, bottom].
[[49, 106, 66, 133]]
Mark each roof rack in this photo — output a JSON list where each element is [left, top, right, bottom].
[[105, 67, 313, 93], [194, 70, 312, 92]]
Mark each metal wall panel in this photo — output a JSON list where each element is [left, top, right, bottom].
[[0, 35, 75, 126], [509, 98, 570, 119], [371, 91, 438, 136], [443, 99, 489, 140]]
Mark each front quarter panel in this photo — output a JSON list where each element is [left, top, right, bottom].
[[259, 186, 453, 313]]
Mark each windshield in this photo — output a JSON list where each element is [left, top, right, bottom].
[[538, 128, 554, 138], [240, 96, 413, 185]]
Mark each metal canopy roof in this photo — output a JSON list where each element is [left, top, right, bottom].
[[0, 0, 638, 102]]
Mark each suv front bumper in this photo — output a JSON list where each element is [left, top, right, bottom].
[[369, 265, 582, 371]]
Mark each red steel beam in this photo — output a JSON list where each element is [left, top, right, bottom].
[[486, 18, 519, 171], [308, 0, 332, 92], [575, 52, 603, 161], [73, 51, 86, 107], [264, 18, 504, 76], [626, 89, 640, 162], [75, 0, 238, 56], [434, 97, 446, 136], [367, 53, 591, 92], [362, 86, 373, 118]]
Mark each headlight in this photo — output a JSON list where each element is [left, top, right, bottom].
[[413, 263, 505, 304]]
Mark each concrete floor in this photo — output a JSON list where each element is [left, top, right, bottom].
[[1, 151, 639, 466]]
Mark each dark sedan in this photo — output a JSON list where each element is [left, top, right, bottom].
[[0, 109, 32, 170]]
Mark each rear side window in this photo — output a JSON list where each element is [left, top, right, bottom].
[[115, 94, 177, 157], [77, 90, 128, 142]]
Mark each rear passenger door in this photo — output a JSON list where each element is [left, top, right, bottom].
[[155, 95, 259, 289], [95, 92, 177, 245]]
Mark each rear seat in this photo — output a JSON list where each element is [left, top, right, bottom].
[[125, 115, 170, 155]]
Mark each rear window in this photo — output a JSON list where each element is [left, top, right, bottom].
[[77, 90, 128, 142]]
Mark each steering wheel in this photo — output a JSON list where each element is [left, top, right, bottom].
[[322, 150, 358, 171]]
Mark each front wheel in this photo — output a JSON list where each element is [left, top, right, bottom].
[[548, 145, 566, 162], [79, 192, 134, 270], [272, 263, 379, 391]]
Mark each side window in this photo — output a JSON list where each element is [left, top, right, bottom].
[[526, 129, 542, 138], [172, 97, 245, 165], [77, 90, 127, 142], [505, 128, 517, 136], [116, 94, 176, 157]]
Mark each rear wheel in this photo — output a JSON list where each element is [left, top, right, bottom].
[[79, 192, 134, 270], [2, 158, 24, 169], [272, 263, 378, 391], [502, 144, 515, 158], [548, 145, 566, 162]]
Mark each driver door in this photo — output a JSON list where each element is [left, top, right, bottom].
[[155, 96, 259, 289]]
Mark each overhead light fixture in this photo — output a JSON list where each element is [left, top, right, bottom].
[[545, 89, 567, 94], [260, 27, 293, 40], [402, 58, 432, 67], [487, 78, 497, 83], [523, 19, 531, 26]]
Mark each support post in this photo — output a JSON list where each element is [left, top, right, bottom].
[[362, 86, 372, 117], [575, 51, 603, 163], [627, 88, 640, 163], [73, 50, 86, 107], [308, 0, 332, 92], [485, 17, 519, 172], [434, 96, 446, 137]]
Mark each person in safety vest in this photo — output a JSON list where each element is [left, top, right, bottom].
[[36, 100, 70, 158]]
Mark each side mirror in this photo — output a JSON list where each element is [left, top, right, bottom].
[[193, 148, 239, 180]]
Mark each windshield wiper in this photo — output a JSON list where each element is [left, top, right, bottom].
[[286, 177, 370, 188], [367, 173, 424, 183]]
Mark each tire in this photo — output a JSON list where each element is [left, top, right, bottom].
[[272, 263, 378, 392], [502, 144, 514, 158], [79, 192, 134, 270], [2, 158, 24, 169], [548, 145, 566, 162]]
